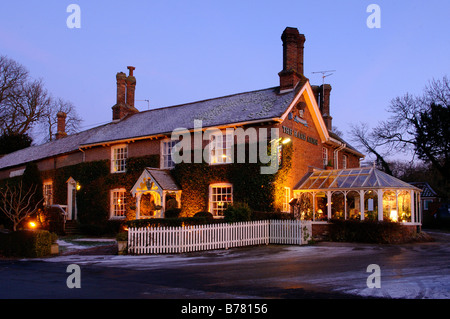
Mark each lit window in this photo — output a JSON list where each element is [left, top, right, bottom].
[[282, 187, 291, 213], [322, 147, 328, 168], [111, 144, 127, 173], [161, 140, 178, 169], [43, 181, 53, 206], [110, 188, 126, 218], [210, 132, 233, 164], [209, 183, 233, 217]]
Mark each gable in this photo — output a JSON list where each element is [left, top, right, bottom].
[[279, 82, 330, 143]]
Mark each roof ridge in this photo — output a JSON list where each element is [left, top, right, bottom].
[[134, 86, 281, 115]]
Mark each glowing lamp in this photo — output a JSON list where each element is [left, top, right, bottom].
[[29, 221, 37, 229], [390, 210, 398, 222]]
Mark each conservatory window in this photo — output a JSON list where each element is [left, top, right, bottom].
[[346, 191, 361, 220], [331, 192, 345, 219], [364, 190, 378, 220], [209, 183, 233, 217], [314, 192, 328, 221], [383, 191, 397, 222], [398, 191, 411, 222]]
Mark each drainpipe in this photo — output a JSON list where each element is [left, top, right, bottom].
[[78, 147, 86, 162], [333, 142, 346, 169]]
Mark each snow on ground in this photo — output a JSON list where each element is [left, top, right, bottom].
[[37, 233, 450, 299]]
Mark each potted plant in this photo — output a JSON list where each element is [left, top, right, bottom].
[[116, 232, 128, 255], [326, 160, 333, 170]]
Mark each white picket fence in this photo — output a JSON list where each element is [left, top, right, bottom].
[[128, 220, 312, 255]]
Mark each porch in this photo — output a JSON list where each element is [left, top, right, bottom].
[[131, 167, 181, 219]]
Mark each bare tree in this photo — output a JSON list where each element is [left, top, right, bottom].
[[0, 55, 82, 141], [0, 182, 43, 231], [373, 76, 449, 181], [349, 122, 393, 175], [41, 97, 82, 142]]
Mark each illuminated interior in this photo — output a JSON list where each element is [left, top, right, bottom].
[[293, 167, 421, 224]]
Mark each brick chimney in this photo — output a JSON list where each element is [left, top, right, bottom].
[[112, 67, 139, 121], [319, 84, 332, 130], [55, 111, 67, 140], [278, 27, 306, 92]]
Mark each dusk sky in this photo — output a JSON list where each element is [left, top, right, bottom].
[[1, 0, 449, 159]]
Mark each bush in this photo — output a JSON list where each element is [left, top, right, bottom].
[[251, 211, 294, 220], [223, 202, 252, 222], [328, 219, 411, 244], [164, 208, 181, 218], [194, 211, 214, 219], [0, 230, 57, 257], [125, 217, 220, 228]]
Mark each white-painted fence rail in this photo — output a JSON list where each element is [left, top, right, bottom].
[[128, 220, 312, 255]]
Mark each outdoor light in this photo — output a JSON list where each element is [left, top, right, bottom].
[[76, 182, 81, 191], [282, 137, 291, 144], [29, 221, 37, 229]]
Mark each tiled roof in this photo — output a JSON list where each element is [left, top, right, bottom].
[[0, 87, 294, 170], [145, 168, 180, 191], [80, 87, 295, 146], [409, 182, 438, 198]]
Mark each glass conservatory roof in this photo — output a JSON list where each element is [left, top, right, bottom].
[[294, 167, 421, 191]]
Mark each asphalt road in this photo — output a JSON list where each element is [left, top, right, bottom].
[[1, 230, 449, 302]]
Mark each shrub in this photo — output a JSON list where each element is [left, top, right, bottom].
[[328, 219, 410, 244], [125, 217, 220, 228], [223, 202, 252, 222], [251, 211, 294, 220], [0, 230, 57, 257], [164, 208, 181, 218], [194, 211, 214, 219]]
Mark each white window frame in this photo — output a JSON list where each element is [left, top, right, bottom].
[[322, 147, 328, 168], [282, 187, 291, 213], [209, 132, 233, 165], [343, 155, 348, 169], [209, 183, 233, 218], [43, 181, 53, 206], [111, 144, 128, 173], [160, 139, 178, 169], [110, 188, 126, 219]]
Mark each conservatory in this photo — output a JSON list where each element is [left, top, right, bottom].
[[292, 167, 422, 225]]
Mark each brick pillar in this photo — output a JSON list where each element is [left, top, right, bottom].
[[55, 111, 67, 140]]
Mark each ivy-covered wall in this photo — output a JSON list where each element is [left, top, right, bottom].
[[41, 155, 159, 225], [171, 144, 293, 217]]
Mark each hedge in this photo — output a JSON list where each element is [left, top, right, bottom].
[[328, 219, 414, 244], [125, 217, 224, 228], [0, 230, 57, 257]]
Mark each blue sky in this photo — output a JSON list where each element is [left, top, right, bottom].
[[1, 0, 449, 155]]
